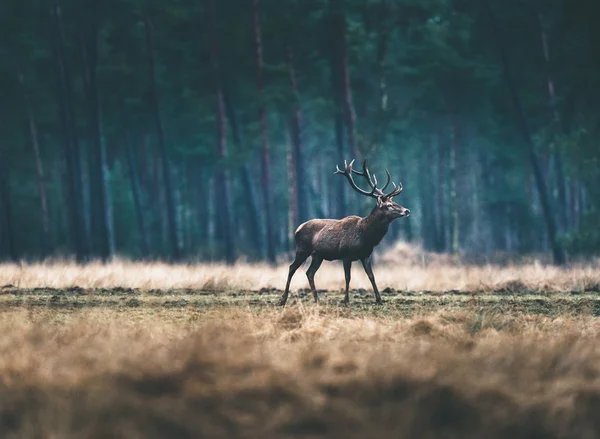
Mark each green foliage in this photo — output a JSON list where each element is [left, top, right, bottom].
[[1, 0, 599, 261]]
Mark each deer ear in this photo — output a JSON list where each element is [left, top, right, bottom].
[[377, 196, 384, 208]]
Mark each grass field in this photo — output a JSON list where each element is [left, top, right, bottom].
[[2, 251, 600, 438]]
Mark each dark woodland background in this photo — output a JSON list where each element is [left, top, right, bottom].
[[1, 0, 599, 265]]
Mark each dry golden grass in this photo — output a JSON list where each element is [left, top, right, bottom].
[[1, 244, 600, 437], [1, 306, 600, 438], [1, 242, 599, 293]]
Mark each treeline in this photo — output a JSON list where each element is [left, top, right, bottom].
[[0, 0, 599, 264]]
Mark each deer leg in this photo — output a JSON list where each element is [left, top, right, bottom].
[[279, 252, 310, 306], [306, 255, 324, 303], [361, 257, 383, 305], [343, 260, 352, 305]]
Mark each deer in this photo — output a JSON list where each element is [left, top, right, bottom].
[[279, 159, 410, 306]]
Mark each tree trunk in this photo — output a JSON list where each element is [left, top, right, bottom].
[[242, 164, 262, 247], [419, 154, 436, 250], [138, 134, 151, 196], [314, 156, 327, 218], [375, 1, 390, 113], [28, 112, 51, 254], [435, 128, 447, 252], [214, 129, 235, 264], [252, 0, 276, 264], [420, 133, 439, 250], [286, 130, 299, 242], [577, 183, 584, 228], [208, 0, 235, 264], [449, 118, 460, 254], [332, 0, 358, 159], [287, 46, 310, 225], [149, 147, 164, 253], [144, 14, 180, 261], [193, 166, 209, 258], [329, 0, 347, 219], [568, 180, 576, 231], [0, 164, 17, 262], [491, 9, 565, 265], [18, 72, 50, 254], [82, 10, 112, 260], [100, 105, 115, 256], [126, 141, 150, 257], [156, 156, 169, 254], [333, 102, 347, 219], [330, 54, 346, 219], [470, 150, 483, 253], [48, 0, 87, 262], [538, 13, 568, 234], [222, 87, 264, 259], [173, 164, 184, 253], [122, 106, 150, 257]]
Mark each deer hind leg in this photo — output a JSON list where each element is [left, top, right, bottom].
[[343, 260, 352, 305], [306, 255, 324, 303], [361, 257, 383, 305], [279, 251, 310, 306]]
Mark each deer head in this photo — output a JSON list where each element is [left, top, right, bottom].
[[335, 159, 410, 221]]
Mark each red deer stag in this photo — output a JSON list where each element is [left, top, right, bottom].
[[280, 159, 410, 306]]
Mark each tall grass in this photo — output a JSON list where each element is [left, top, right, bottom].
[[1, 244, 599, 437], [0, 307, 599, 438], [1, 242, 599, 293]]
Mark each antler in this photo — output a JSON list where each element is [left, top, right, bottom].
[[335, 159, 379, 198], [387, 181, 403, 198], [335, 159, 403, 199]]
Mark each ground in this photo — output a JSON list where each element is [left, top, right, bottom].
[[1, 253, 600, 438], [1, 285, 600, 315]]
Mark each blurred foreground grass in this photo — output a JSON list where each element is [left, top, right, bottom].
[[0, 285, 600, 438]]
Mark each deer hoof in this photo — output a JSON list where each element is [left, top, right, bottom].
[[375, 299, 384, 306], [278, 298, 288, 307]]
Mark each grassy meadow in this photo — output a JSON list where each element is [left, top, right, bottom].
[[1, 245, 600, 438]]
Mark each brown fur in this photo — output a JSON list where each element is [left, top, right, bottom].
[[280, 197, 409, 306]]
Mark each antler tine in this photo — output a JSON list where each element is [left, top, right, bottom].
[[335, 159, 352, 174], [334, 159, 379, 198], [351, 159, 379, 193], [395, 182, 403, 195], [336, 159, 403, 199], [386, 181, 403, 198], [363, 160, 374, 190], [350, 159, 365, 175], [350, 159, 369, 178], [381, 169, 392, 192], [346, 159, 356, 174]]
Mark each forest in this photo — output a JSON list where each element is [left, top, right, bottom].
[[1, 0, 599, 264]]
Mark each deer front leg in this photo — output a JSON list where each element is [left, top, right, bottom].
[[361, 257, 383, 305], [343, 260, 352, 305], [306, 255, 324, 303], [280, 251, 310, 306]]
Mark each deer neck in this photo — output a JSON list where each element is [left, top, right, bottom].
[[359, 207, 390, 246]]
